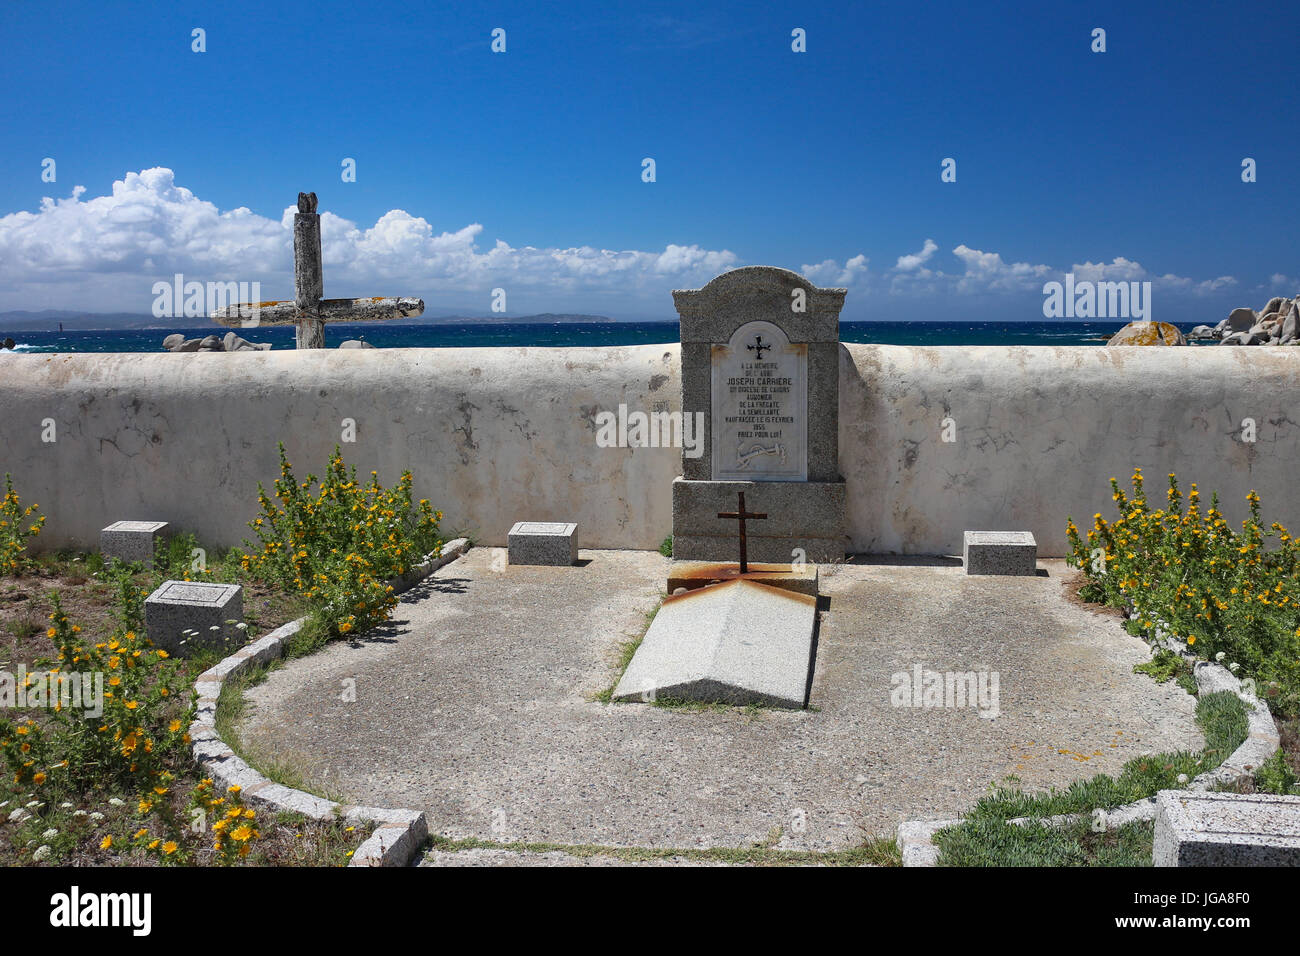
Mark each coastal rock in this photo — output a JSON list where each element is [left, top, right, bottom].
[[2, 337, 14, 350], [1282, 305, 1299, 344], [1220, 331, 1265, 345], [339, 340, 375, 349], [1188, 324, 1217, 340], [1106, 321, 1187, 346], [174, 338, 203, 352], [1263, 296, 1286, 316], [198, 335, 222, 351], [1225, 308, 1257, 332], [162, 334, 185, 351]]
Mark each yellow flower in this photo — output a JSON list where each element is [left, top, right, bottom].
[[100, 836, 113, 850], [162, 841, 178, 855]]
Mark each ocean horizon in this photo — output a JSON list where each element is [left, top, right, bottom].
[[0, 319, 1216, 353]]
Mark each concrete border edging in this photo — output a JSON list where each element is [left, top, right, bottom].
[[187, 537, 469, 867], [896, 658, 1282, 866]]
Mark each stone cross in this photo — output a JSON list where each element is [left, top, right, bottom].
[[717, 491, 767, 574], [209, 191, 424, 348]]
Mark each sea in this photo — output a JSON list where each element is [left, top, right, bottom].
[[0, 320, 1215, 353]]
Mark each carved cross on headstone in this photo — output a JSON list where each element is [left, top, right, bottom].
[[717, 491, 767, 574], [747, 335, 771, 359], [209, 191, 424, 348]]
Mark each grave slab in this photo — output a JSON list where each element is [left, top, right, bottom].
[[100, 520, 171, 568], [508, 521, 578, 566], [667, 561, 819, 597], [963, 531, 1037, 576], [145, 580, 244, 657], [613, 578, 816, 708], [1153, 790, 1300, 866]]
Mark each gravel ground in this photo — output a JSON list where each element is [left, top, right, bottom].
[[237, 548, 1200, 856]]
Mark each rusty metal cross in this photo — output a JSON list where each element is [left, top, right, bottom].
[[717, 491, 767, 574], [747, 335, 771, 359]]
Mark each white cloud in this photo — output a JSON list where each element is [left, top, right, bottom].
[[894, 239, 937, 272], [0, 169, 1257, 316], [951, 244, 1054, 293], [0, 168, 739, 313], [800, 254, 868, 286]]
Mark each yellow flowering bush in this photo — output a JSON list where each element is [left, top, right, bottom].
[[0, 473, 45, 575], [1068, 469, 1300, 716], [240, 444, 442, 637], [189, 779, 260, 864], [0, 583, 192, 792]]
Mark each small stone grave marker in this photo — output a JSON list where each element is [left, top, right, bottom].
[[508, 521, 578, 566], [100, 520, 171, 568], [145, 581, 243, 657], [963, 531, 1037, 576], [1153, 790, 1300, 866]]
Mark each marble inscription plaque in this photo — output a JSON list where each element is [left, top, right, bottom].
[[710, 320, 807, 481]]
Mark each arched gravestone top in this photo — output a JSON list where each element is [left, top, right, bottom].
[[673, 266, 845, 484], [674, 266, 846, 345]]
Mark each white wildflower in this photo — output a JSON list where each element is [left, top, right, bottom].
[[42, 828, 58, 840], [32, 845, 51, 862]]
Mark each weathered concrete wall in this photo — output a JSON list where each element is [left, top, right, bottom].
[[0, 347, 682, 553], [840, 344, 1300, 554], [1, 344, 1296, 556]]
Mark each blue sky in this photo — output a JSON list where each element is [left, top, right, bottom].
[[1, 0, 1297, 320]]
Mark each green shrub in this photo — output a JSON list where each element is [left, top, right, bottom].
[[1067, 470, 1300, 716], [0, 473, 45, 575], [1254, 750, 1298, 796], [0, 591, 192, 793], [240, 444, 442, 637]]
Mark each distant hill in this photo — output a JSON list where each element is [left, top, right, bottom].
[[388, 312, 616, 326], [0, 309, 618, 331], [0, 310, 164, 331]]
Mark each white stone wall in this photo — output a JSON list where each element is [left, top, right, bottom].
[[1, 344, 1295, 556], [840, 344, 1300, 555]]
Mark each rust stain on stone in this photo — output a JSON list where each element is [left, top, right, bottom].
[[665, 576, 816, 606]]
